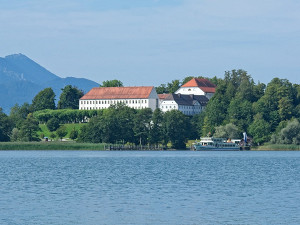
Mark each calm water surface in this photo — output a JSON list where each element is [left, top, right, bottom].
[[0, 150, 299, 225]]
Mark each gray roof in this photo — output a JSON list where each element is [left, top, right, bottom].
[[164, 94, 209, 106]]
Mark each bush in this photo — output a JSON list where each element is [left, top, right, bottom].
[[271, 119, 300, 145], [69, 129, 78, 140], [56, 126, 68, 141], [47, 118, 60, 132]]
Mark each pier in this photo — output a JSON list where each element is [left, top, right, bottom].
[[104, 144, 165, 151]]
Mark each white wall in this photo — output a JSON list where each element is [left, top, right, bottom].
[[160, 100, 178, 113], [79, 99, 151, 110], [175, 87, 205, 95]]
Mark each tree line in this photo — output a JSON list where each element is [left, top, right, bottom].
[[0, 71, 299, 147]]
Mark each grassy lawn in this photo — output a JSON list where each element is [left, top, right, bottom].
[[38, 123, 85, 140]]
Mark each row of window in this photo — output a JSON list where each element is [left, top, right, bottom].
[[81, 106, 148, 110], [161, 105, 202, 110], [81, 99, 148, 105]]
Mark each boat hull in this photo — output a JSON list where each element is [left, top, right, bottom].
[[193, 145, 241, 151]]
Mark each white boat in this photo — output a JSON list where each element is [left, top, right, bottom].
[[192, 137, 241, 151]]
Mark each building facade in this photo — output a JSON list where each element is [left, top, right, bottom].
[[79, 86, 159, 111], [159, 93, 209, 116]]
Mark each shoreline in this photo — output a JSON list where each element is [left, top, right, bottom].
[[0, 142, 299, 151]]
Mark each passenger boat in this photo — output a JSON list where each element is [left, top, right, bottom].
[[192, 137, 241, 151]]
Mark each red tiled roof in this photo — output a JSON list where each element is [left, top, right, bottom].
[[80, 86, 154, 100], [182, 78, 216, 93], [158, 94, 170, 100]]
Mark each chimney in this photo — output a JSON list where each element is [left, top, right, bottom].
[[190, 94, 194, 99]]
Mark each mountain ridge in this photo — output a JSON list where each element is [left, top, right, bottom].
[[0, 54, 99, 114]]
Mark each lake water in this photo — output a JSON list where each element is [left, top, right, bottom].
[[0, 150, 299, 225]]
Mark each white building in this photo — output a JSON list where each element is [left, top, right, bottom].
[[175, 78, 216, 99], [79, 86, 159, 111], [160, 93, 209, 116]]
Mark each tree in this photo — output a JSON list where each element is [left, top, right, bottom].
[[133, 108, 152, 145], [78, 104, 136, 144], [69, 129, 78, 140], [163, 110, 189, 149], [46, 117, 60, 132], [167, 80, 180, 93], [100, 79, 123, 87], [57, 85, 84, 109], [56, 126, 68, 141], [227, 97, 253, 131], [31, 88, 56, 111], [149, 108, 164, 145], [0, 108, 14, 142], [9, 103, 32, 128], [253, 78, 297, 131], [50, 132, 56, 141], [214, 123, 241, 139], [248, 114, 271, 145], [10, 128, 20, 142], [19, 113, 40, 141], [156, 84, 168, 94], [271, 119, 300, 145]]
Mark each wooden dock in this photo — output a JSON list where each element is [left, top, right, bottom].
[[104, 144, 165, 151]]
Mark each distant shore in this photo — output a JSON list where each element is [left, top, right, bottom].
[[0, 142, 299, 151]]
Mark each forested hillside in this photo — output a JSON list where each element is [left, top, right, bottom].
[[0, 69, 299, 148]]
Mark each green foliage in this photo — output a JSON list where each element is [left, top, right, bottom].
[[10, 128, 20, 142], [162, 110, 189, 149], [133, 108, 152, 145], [100, 79, 123, 87], [9, 103, 32, 128], [227, 97, 253, 131], [56, 125, 68, 140], [148, 108, 164, 145], [46, 117, 60, 132], [167, 80, 180, 94], [0, 108, 14, 142], [78, 104, 136, 144], [156, 84, 168, 94], [248, 114, 271, 145], [49, 132, 56, 141], [19, 113, 40, 142], [271, 119, 300, 145], [214, 123, 241, 139], [57, 85, 84, 109], [69, 129, 78, 140], [31, 87, 56, 111]]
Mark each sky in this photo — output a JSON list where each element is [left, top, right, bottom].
[[1, 0, 299, 86]]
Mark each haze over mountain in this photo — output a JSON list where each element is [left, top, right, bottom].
[[0, 54, 99, 114]]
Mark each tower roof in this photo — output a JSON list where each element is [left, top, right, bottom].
[[182, 78, 216, 93]]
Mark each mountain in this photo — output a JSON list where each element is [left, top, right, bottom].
[[0, 54, 99, 114]]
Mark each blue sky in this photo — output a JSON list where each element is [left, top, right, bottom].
[[1, 0, 299, 86]]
